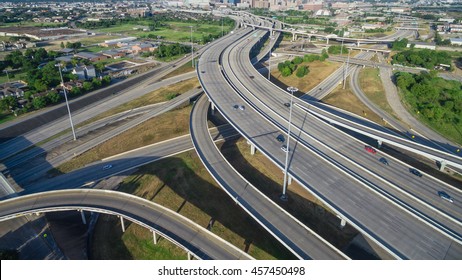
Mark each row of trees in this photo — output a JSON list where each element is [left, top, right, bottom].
[[0, 76, 111, 114], [1, 48, 58, 71], [277, 51, 328, 78], [395, 71, 461, 135], [392, 48, 452, 70], [327, 45, 348, 55], [153, 43, 191, 59]]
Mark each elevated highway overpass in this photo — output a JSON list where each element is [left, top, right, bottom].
[[0, 189, 253, 260], [197, 18, 462, 259]]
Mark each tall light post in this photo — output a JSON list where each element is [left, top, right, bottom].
[[56, 64, 77, 141], [343, 48, 351, 90], [268, 36, 274, 80], [189, 26, 194, 68], [221, 17, 224, 37], [281, 86, 298, 201], [3, 69, 10, 82]]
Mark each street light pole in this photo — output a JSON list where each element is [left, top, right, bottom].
[[221, 17, 224, 37], [3, 69, 10, 82], [268, 36, 274, 80], [56, 64, 77, 141], [343, 49, 351, 90], [281, 86, 298, 201], [189, 26, 194, 68]]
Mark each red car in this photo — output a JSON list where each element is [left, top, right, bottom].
[[364, 146, 377, 154]]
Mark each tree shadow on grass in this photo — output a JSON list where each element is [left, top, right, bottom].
[[115, 155, 296, 260]]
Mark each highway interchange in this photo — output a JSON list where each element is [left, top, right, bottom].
[[1, 12, 462, 260]]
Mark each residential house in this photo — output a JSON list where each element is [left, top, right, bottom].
[[0, 82, 26, 99], [72, 65, 97, 80]]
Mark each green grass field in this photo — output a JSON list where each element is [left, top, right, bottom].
[[93, 21, 232, 43]]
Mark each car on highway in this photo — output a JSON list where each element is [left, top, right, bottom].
[[276, 134, 285, 143], [379, 157, 389, 165], [239, 105, 245, 111], [103, 164, 113, 170], [284, 102, 290, 107], [364, 145, 377, 154], [281, 145, 289, 152], [409, 168, 422, 177], [232, 105, 239, 110], [438, 191, 454, 203]]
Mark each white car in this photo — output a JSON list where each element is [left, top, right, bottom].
[[281, 145, 289, 152]]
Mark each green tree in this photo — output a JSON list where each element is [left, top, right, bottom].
[[292, 56, 303, 65], [46, 92, 61, 104], [0, 96, 17, 111], [32, 96, 47, 109], [82, 81, 93, 91], [296, 65, 309, 78], [60, 42, 65, 48]]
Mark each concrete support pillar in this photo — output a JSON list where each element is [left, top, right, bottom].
[[80, 210, 87, 225], [326, 37, 329, 44], [250, 144, 256, 155], [152, 231, 158, 245], [120, 216, 125, 233], [340, 218, 347, 229], [357, 40, 360, 46], [439, 161, 447, 171], [288, 175, 293, 185], [377, 140, 382, 148], [337, 215, 347, 229], [187, 251, 192, 260], [210, 102, 216, 114], [292, 33, 296, 41]]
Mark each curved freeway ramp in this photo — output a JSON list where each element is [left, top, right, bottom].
[[198, 18, 462, 259], [190, 94, 347, 260], [0, 189, 253, 260]]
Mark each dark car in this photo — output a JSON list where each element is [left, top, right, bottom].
[[284, 102, 290, 107], [438, 191, 454, 203], [409, 168, 422, 177], [232, 105, 239, 110], [103, 164, 113, 170], [276, 134, 285, 143], [364, 145, 377, 154], [379, 157, 389, 165]]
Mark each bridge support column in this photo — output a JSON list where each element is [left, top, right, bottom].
[[292, 33, 296, 41], [210, 102, 216, 114], [326, 37, 329, 44], [187, 251, 192, 260], [377, 140, 382, 148], [357, 40, 360, 46], [80, 210, 86, 225], [340, 218, 347, 229], [337, 215, 347, 229], [120, 216, 125, 233], [152, 231, 158, 245], [250, 144, 256, 155], [438, 160, 447, 171]]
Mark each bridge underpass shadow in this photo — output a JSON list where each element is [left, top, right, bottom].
[[0, 213, 65, 260], [109, 155, 296, 260], [218, 136, 381, 260]]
